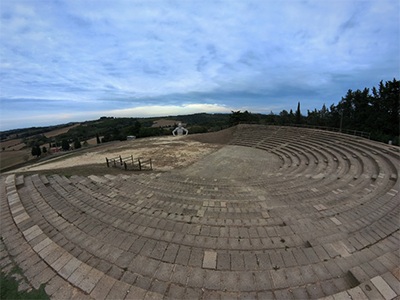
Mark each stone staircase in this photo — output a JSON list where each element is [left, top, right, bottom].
[[1, 124, 399, 299]]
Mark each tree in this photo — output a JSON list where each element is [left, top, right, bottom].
[[306, 109, 320, 126], [295, 102, 302, 124], [37, 146, 41, 157], [289, 109, 295, 124], [319, 104, 330, 126], [61, 139, 70, 151], [112, 127, 121, 141], [74, 140, 81, 149], [278, 110, 289, 125], [371, 78, 399, 137], [102, 133, 111, 143], [337, 89, 355, 131], [138, 127, 165, 138], [133, 120, 142, 135], [264, 111, 278, 125], [187, 126, 208, 134], [96, 133, 101, 144], [328, 103, 341, 128], [31, 145, 41, 157], [122, 120, 142, 138], [228, 110, 260, 126], [31, 146, 38, 157], [338, 87, 374, 132], [42, 146, 47, 154]]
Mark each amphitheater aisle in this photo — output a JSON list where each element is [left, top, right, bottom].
[[0, 124, 399, 300]]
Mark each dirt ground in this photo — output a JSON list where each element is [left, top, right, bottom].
[[43, 123, 81, 138], [0, 138, 24, 150], [4, 127, 237, 176], [151, 118, 186, 128], [0, 149, 34, 170], [85, 136, 102, 146], [0, 124, 83, 170]]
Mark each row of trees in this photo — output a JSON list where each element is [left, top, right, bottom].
[[31, 145, 45, 157], [229, 110, 260, 126], [336, 79, 399, 143], [20, 113, 235, 153], [258, 79, 398, 145], [313, 79, 398, 143], [31, 139, 84, 158]]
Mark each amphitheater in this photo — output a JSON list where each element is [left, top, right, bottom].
[[1, 125, 399, 300]]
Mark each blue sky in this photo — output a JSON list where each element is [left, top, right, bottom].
[[0, 0, 399, 131]]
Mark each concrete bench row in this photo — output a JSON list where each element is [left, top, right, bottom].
[[1, 125, 398, 299], [3, 171, 400, 298]]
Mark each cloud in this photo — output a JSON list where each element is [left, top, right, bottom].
[[107, 103, 233, 118], [0, 0, 399, 130], [338, 15, 359, 33]]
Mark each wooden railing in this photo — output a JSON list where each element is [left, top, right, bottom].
[[291, 124, 371, 139], [245, 122, 372, 139], [105, 155, 152, 171]]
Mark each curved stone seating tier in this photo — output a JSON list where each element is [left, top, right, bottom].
[[1, 125, 399, 300]]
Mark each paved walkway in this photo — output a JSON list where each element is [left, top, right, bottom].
[[1, 125, 399, 299]]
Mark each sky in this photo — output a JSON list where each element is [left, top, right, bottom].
[[0, 0, 399, 131]]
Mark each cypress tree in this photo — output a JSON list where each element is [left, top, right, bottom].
[[295, 102, 302, 124]]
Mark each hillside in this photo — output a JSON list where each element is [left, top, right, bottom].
[[0, 114, 232, 172], [3, 126, 237, 176]]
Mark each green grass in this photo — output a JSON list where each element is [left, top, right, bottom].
[[0, 236, 49, 300], [0, 267, 49, 300]]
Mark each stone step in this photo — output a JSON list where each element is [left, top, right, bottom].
[[1, 125, 398, 299]]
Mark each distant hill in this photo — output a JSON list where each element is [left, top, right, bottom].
[[151, 119, 186, 128], [0, 113, 231, 142], [0, 113, 232, 172]]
